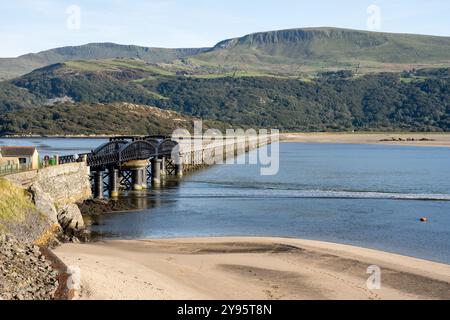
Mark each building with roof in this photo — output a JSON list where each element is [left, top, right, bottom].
[[0, 146, 39, 170]]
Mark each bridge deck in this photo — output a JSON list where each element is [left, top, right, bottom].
[[59, 134, 278, 170]]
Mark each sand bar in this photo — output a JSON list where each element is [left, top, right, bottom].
[[54, 237, 450, 300], [280, 133, 450, 148]]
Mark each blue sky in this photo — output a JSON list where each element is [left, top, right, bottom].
[[0, 0, 449, 57]]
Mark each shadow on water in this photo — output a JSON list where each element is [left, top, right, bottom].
[[86, 176, 184, 239]]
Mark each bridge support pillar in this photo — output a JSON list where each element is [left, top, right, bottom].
[[122, 160, 149, 191], [151, 158, 162, 185], [131, 168, 143, 191], [175, 155, 183, 177], [93, 170, 104, 199], [108, 167, 119, 198], [160, 157, 166, 176], [141, 167, 148, 189]]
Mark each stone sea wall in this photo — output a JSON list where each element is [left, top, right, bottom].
[[4, 162, 91, 207], [2, 163, 91, 245]]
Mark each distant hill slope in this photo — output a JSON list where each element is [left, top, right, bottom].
[[0, 43, 208, 80], [9, 58, 173, 105], [0, 101, 229, 136], [1, 57, 449, 134], [1, 28, 450, 79], [189, 27, 450, 74]]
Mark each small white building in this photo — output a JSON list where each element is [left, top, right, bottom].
[[0, 146, 40, 170]]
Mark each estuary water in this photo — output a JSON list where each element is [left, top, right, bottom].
[[1, 138, 450, 264]]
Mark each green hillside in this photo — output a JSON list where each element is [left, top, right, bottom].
[[9, 59, 170, 105], [0, 43, 208, 80], [0, 102, 229, 136], [1, 28, 449, 80], [189, 27, 450, 75], [1, 57, 449, 134]]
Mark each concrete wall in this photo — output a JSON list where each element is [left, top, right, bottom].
[[4, 163, 92, 206]]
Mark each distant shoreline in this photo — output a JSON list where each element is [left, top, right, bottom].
[[2, 132, 450, 138], [0, 135, 113, 139], [54, 237, 450, 300], [2, 132, 450, 148]]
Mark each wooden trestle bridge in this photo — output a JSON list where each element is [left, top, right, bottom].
[[59, 134, 276, 199]]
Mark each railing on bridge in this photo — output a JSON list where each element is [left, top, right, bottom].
[[53, 134, 278, 198], [58, 134, 276, 169], [59, 154, 89, 165], [119, 139, 160, 163], [64, 138, 166, 170]]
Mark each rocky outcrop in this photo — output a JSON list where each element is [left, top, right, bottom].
[[0, 235, 58, 300], [29, 184, 59, 226], [78, 198, 143, 216], [57, 204, 84, 232], [29, 183, 86, 237], [2, 163, 92, 243]]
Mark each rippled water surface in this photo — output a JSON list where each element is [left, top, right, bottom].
[[2, 139, 450, 263], [94, 143, 450, 264]]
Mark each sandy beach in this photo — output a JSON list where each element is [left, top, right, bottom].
[[54, 237, 450, 300], [280, 133, 450, 148]]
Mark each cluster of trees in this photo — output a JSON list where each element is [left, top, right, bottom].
[[148, 72, 449, 131], [0, 102, 228, 136], [11, 67, 160, 105], [1, 66, 449, 135], [0, 82, 44, 111]]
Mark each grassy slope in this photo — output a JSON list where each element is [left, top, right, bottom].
[[0, 178, 59, 245], [189, 28, 450, 75], [0, 43, 207, 80], [1, 28, 450, 80], [0, 179, 33, 231], [65, 58, 175, 75]]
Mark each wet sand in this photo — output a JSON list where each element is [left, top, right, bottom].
[[54, 237, 450, 300], [280, 133, 450, 148]]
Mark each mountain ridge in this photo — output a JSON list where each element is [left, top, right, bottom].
[[0, 43, 209, 80], [213, 27, 450, 47], [197, 27, 450, 75], [1, 27, 449, 79]]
